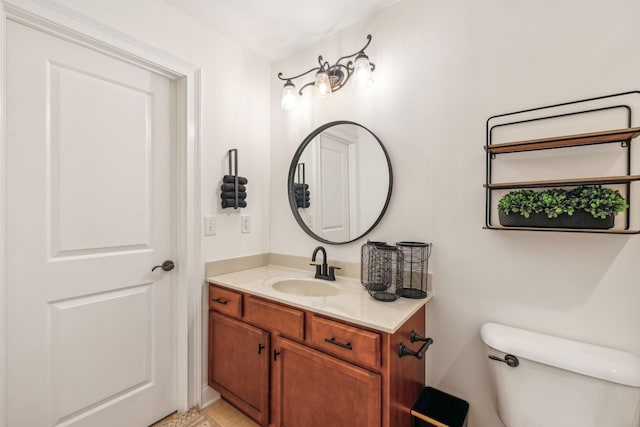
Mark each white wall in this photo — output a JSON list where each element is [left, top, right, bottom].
[[271, 0, 640, 425]]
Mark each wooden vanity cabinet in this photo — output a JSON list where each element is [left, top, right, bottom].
[[208, 282, 426, 427]]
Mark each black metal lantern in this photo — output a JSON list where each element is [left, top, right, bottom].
[[361, 241, 403, 302], [396, 241, 432, 299]]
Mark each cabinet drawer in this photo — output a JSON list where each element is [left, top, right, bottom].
[[244, 296, 304, 341], [309, 315, 381, 370], [209, 285, 242, 318]]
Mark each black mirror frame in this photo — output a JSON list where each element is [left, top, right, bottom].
[[287, 121, 393, 245]]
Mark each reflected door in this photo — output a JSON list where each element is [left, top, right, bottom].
[[317, 134, 351, 241], [6, 21, 177, 426]]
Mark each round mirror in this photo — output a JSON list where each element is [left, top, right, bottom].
[[288, 121, 393, 244]]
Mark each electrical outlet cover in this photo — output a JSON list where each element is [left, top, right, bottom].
[[241, 215, 251, 233], [204, 215, 216, 236]]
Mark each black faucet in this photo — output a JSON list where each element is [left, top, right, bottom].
[[310, 246, 341, 281]]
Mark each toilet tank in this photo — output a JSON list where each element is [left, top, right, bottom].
[[481, 322, 640, 427]]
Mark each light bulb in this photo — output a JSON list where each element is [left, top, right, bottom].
[[315, 70, 332, 97], [352, 53, 373, 89], [281, 80, 297, 110]]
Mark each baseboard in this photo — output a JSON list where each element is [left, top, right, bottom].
[[201, 385, 220, 409]]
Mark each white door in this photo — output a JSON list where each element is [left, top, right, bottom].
[[317, 134, 351, 241], [6, 20, 177, 427]]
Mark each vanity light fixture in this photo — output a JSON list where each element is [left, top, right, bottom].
[[278, 34, 376, 110]]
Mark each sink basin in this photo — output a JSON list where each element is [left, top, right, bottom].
[[270, 278, 340, 297]]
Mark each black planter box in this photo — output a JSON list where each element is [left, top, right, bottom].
[[498, 209, 614, 229]]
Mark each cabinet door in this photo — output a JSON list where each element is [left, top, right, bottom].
[[272, 336, 381, 427], [209, 312, 269, 425]]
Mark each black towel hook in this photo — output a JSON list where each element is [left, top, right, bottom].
[[398, 330, 433, 359]]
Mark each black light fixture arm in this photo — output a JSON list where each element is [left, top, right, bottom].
[[277, 34, 375, 98], [335, 34, 373, 65], [298, 81, 316, 95], [277, 67, 320, 82], [317, 55, 330, 69]]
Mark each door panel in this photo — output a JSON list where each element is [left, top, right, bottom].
[[272, 337, 381, 427], [50, 63, 152, 255], [50, 285, 153, 422], [6, 20, 177, 427], [209, 312, 269, 425]]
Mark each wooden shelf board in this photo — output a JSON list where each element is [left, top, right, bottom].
[[484, 226, 639, 234], [485, 127, 640, 154], [485, 175, 640, 189]]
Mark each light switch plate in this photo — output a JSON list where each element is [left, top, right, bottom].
[[204, 215, 216, 236], [241, 215, 251, 233]]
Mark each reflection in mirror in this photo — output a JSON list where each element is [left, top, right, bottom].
[[288, 121, 392, 244]]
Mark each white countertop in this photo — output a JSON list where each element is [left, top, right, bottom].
[[207, 265, 431, 333]]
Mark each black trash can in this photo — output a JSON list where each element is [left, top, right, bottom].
[[411, 386, 469, 427]]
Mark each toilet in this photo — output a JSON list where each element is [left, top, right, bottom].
[[481, 322, 640, 427]]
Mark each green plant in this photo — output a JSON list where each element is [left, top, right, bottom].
[[538, 188, 574, 218], [497, 189, 540, 218], [498, 185, 627, 219], [569, 185, 628, 219]]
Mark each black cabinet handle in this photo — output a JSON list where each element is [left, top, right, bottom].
[[211, 298, 228, 305], [324, 337, 352, 350], [273, 350, 281, 361], [258, 344, 265, 355]]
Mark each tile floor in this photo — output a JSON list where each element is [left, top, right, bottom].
[[203, 399, 259, 427]]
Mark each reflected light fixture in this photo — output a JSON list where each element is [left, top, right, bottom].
[[278, 34, 376, 110]]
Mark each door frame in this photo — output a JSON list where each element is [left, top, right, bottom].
[[0, 0, 203, 423]]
